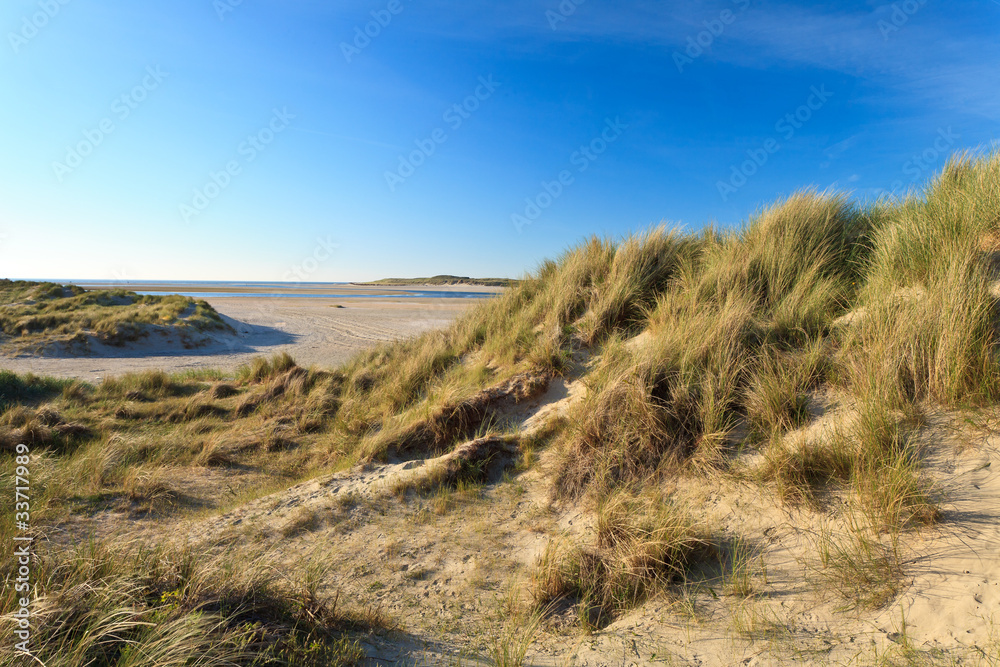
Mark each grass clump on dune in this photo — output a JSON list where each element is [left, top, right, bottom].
[[98, 369, 189, 401], [0, 537, 373, 666], [843, 154, 1000, 408], [0, 369, 75, 410], [531, 491, 712, 629], [555, 191, 866, 498], [743, 341, 828, 442], [0, 280, 232, 352], [236, 351, 298, 383], [334, 227, 698, 454], [575, 228, 699, 345], [760, 404, 940, 530]]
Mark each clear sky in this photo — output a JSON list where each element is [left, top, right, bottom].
[[1, 0, 998, 282]]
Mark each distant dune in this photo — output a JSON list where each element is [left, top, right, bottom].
[[356, 274, 517, 287], [0, 281, 478, 379], [0, 279, 234, 357]]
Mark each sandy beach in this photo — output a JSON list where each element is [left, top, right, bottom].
[[0, 284, 496, 381]]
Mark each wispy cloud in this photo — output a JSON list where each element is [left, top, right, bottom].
[[403, 1, 999, 121], [723, 3, 1000, 118]]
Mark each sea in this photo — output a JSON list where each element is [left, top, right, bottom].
[[54, 280, 496, 300]]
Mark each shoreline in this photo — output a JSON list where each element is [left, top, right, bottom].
[[349, 281, 513, 290], [68, 282, 506, 296]]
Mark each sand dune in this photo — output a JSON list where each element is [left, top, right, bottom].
[[0, 294, 480, 380]]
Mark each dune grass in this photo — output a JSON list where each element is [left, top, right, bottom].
[[531, 491, 712, 630], [0, 369, 76, 410], [0, 534, 374, 666], [0, 355, 347, 535], [0, 355, 374, 665], [552, 191, 867, 498], [843, 155, 1000, 408], [360, 274, 516, 287]]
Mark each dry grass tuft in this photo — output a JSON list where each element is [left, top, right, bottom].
[[209, 382, 239, 399], [375, 372, 548, 458], [236, 351, 298, 383], [531, 491, 712, 629], [0, 537, 373, 666], [815, 513, 907, 610]]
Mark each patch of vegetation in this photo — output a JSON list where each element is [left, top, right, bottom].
[[358, 275, 516, 287], [815, 513, 906, 610], [0, 280, 232, 353], [531, 491, 713, 630], [0, 354, 347, 525], [0, 537, 374, 666], [0, 369, 75, 410]]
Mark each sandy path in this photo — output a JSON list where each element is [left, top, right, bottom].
[[0, 296, 481, 381]]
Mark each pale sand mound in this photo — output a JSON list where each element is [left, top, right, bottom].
[[0, 295, 476, 380]]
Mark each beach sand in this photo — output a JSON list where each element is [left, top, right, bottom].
[[0, 285, 492, 380]]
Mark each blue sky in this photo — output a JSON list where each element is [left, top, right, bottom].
[[1, 0, 998, 282]]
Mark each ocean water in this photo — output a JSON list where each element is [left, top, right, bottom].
[[65, 281, 496, 300], [134, 291, 493, 299]]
